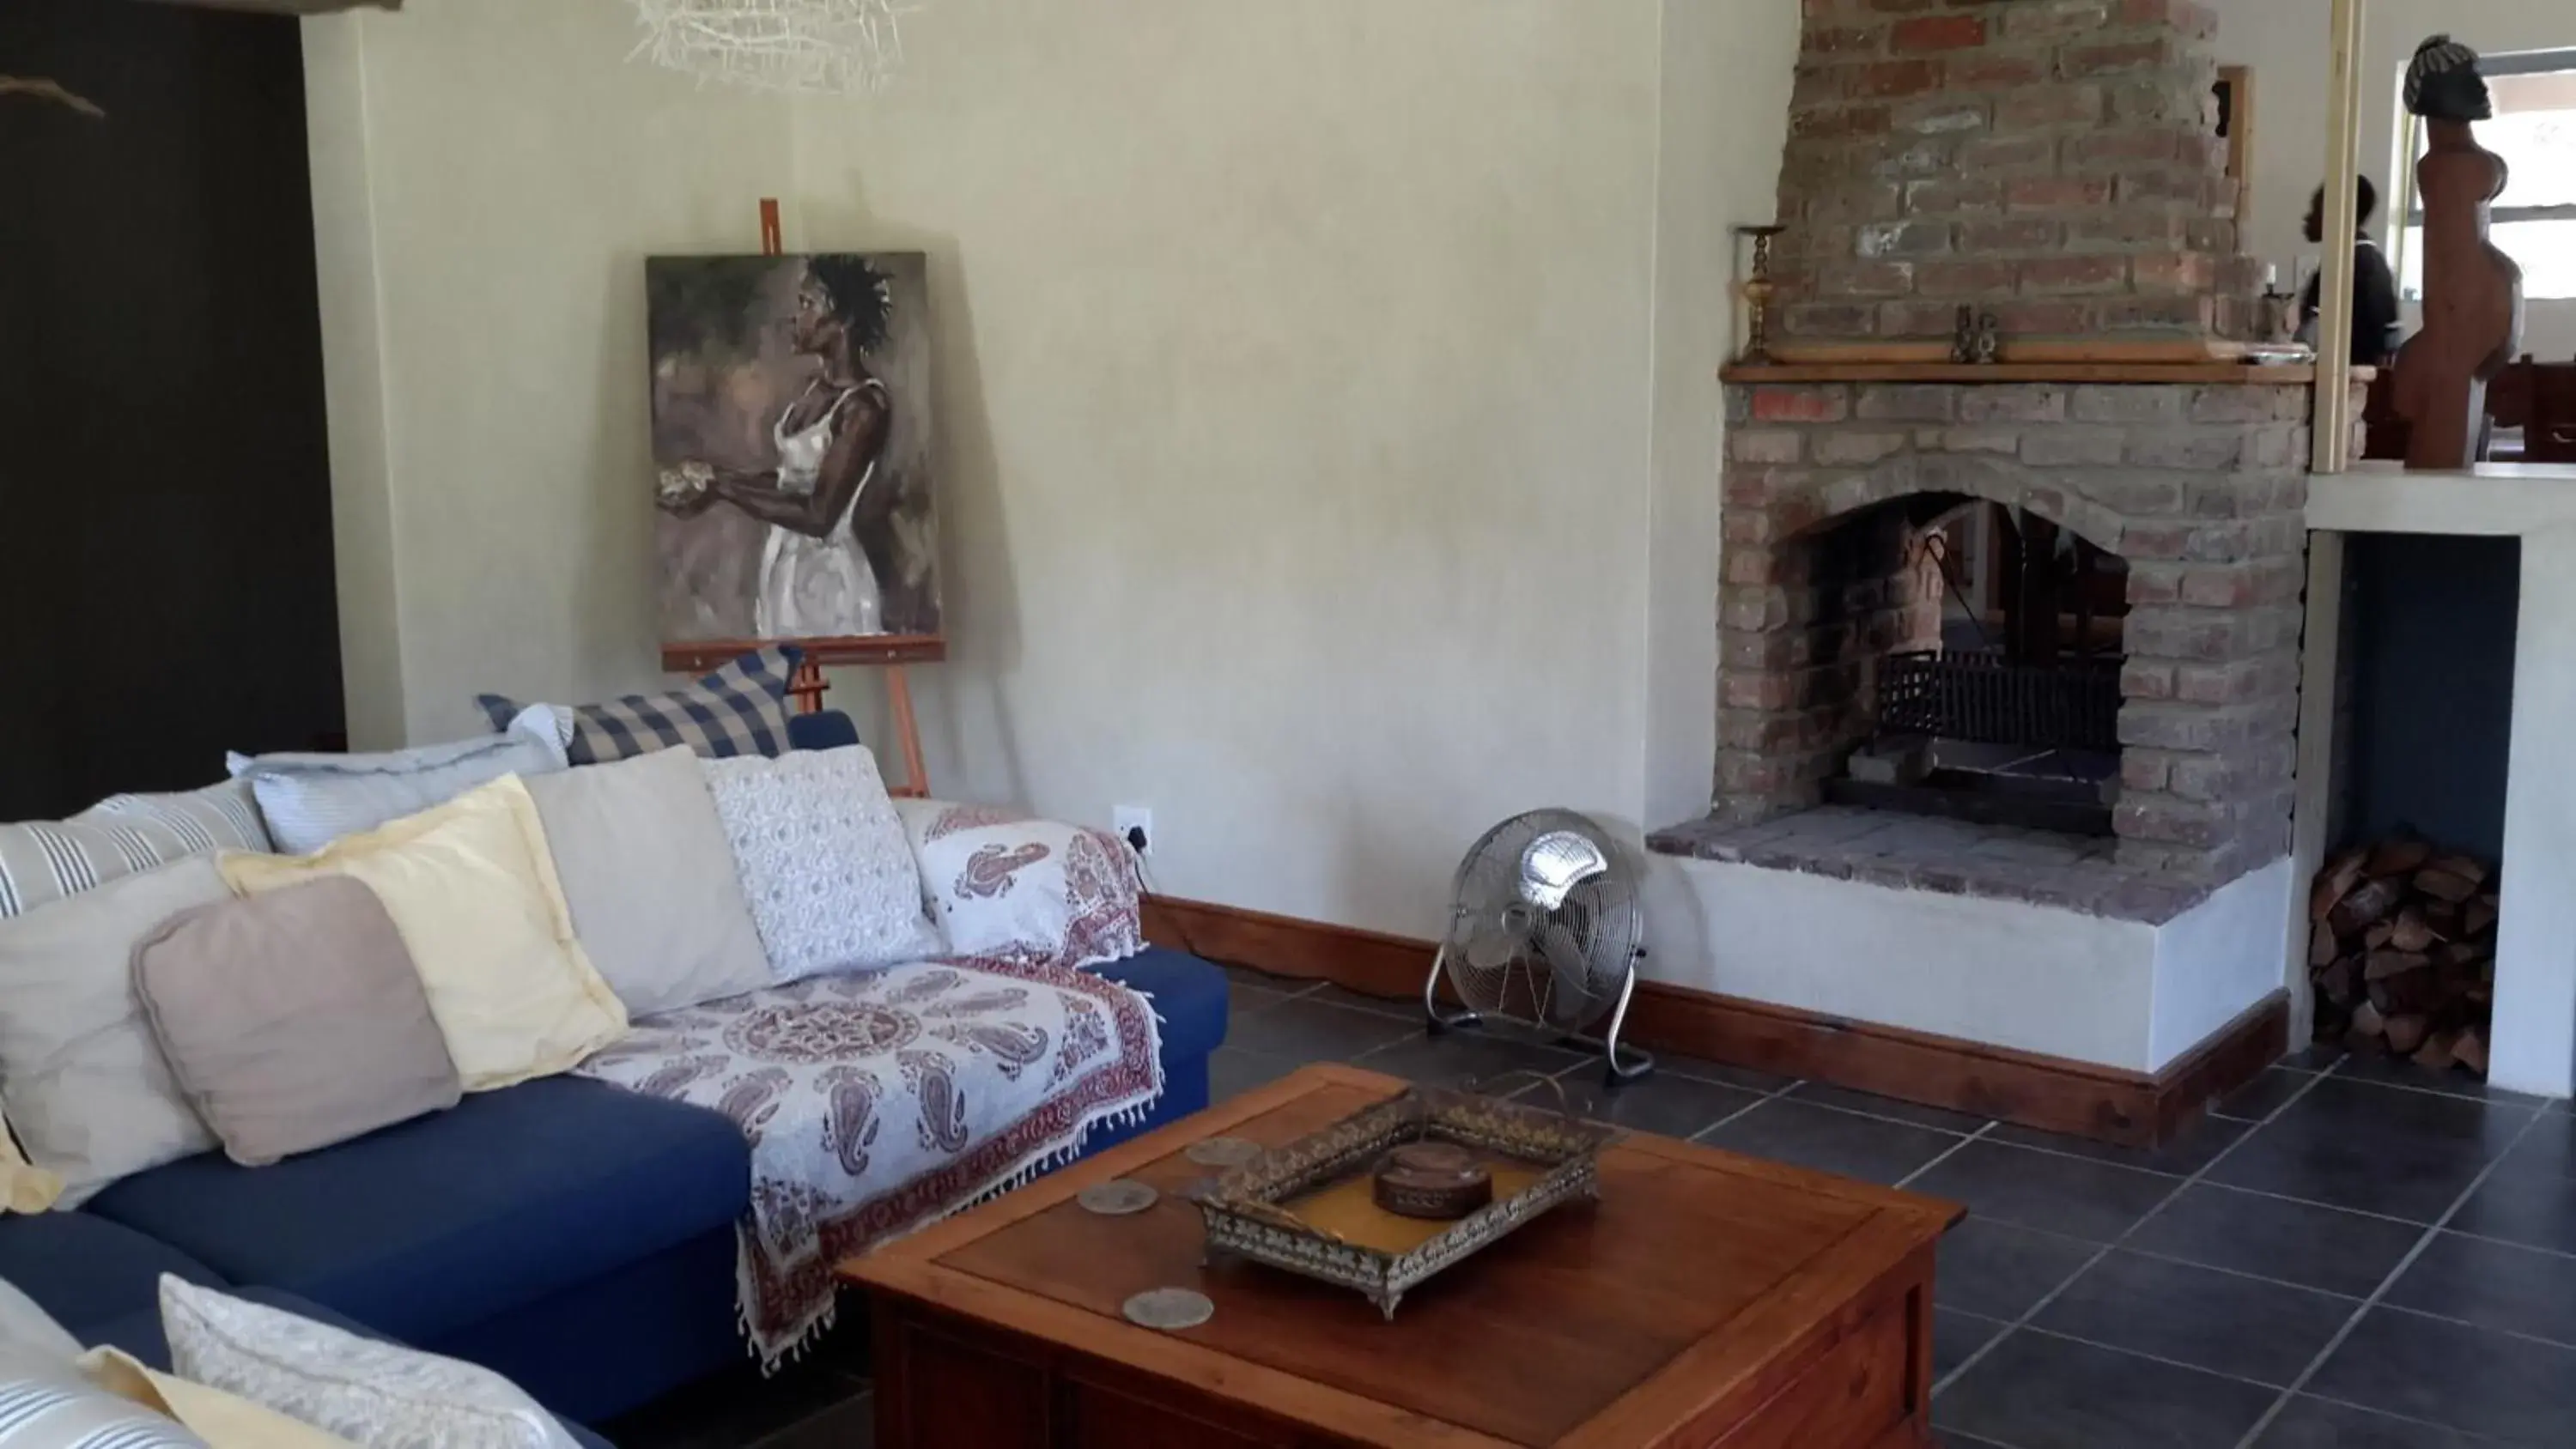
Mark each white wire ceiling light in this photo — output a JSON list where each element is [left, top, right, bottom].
[[631, 0, 921, 94]]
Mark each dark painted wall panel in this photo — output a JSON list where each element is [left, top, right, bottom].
[[2339, 534, 2518, 863], [0, 0, 344, 821]]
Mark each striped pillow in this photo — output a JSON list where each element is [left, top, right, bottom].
[[476, 646, 800, 767], [0, 783, 272, 922], [0, 1375, 208, 1447]]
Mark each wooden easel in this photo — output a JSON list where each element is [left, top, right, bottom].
[[659, 197, 936, 798]]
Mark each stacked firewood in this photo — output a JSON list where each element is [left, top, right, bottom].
[[2308, 837, 2497, 1076]]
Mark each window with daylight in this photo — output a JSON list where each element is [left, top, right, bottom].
[[2395, 51, 2576, 302]]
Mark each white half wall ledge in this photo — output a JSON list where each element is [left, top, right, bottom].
[[2307, 464, 2576, 536], [1637, 851, 2292, 1076]]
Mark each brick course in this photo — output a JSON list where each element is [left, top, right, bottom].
[[1715, 379, 2311, 891], [1775, 0, 2255, 348]]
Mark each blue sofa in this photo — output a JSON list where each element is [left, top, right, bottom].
[[0, 711, 1230, 1441]]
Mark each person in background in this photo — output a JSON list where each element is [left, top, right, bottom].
[[2301, 177, 2404, 366]]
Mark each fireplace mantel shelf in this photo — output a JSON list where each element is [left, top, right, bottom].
[[2306, 464, 2576, 537], [1722, 362, 2327, 387]]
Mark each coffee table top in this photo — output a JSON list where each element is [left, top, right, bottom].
[[844, 1064, 1961, 1448]]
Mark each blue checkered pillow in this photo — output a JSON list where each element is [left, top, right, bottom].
[[477, 646, 801, 767]]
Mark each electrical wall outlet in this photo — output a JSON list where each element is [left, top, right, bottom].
[[1114, 806, 1153, 858]]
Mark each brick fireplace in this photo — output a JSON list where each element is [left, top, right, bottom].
[[1642, 0, 2334, 1100]]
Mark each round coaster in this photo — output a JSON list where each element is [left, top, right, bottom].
[[1122, 1288, 1215, 1331], [1185, 1137, 1262, 1169], [1077, 1179, 1159, 1216]]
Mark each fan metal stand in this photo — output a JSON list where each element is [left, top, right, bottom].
[[1423, 946, 1656, 1091]]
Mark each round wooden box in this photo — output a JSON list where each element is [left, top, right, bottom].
[[1371, 1142, 1494, 1220]]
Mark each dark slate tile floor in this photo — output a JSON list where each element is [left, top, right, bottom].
[[605, 965, 2576, 1448]]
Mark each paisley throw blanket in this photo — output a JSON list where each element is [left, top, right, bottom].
[[575, 956, 1162, 1364]]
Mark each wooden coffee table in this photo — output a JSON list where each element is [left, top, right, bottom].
[[843, 1064, 1962, 1447]]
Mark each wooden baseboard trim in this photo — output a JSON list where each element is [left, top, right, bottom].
[[1142, 896, 2284, 1149], [1140, 897, 1436, 1001]]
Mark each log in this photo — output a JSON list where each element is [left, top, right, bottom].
[[2428, 854, 2490, 887], [2367, 838, 2434, 877], [2320, 956, 2360, 1008], [2366, 950, 2432, 982], [2439, 940, 2491, 971], [2413, 1029, 2460, 1072], [2383, 972, 2445, 1016], [2415, 867, 2479, 904], [2390, 908, 2438, 953], [2312, 847, 2372, 921], [2421, 899, 2462, 937], [2309, 927, 2344, 969], [2456, 1028, 2489, 1076], [2330, 877, 2408, 937], [2364, 922, 2396, 950], [2384, 1014, 2431, 1055], [2467, 894, 2500, 937]]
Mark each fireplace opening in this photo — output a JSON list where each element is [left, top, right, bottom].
[[1804, 496, 2130, 837]]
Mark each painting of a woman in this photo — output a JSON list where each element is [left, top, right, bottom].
[[651, 252, 940, 646]]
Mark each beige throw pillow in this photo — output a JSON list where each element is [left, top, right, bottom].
[[76, 1348, 355, 1449], [221, 779, 627, 1093], [522, 748, 771, 1017], [0, 1108, 61, 1216], [133, 878, 461, 1167], [0, 858, 230, 1206]]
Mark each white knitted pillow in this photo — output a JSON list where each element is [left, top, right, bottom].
[[700, 747, 944, 982], [160, 1278, 576, 1449]]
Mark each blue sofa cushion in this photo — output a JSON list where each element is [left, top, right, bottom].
[[0, 1211, 226, 1343], [1091, 947, 1230, 1063], [85, 1076, 748, 1347], [88, 1288, 617, 1449]]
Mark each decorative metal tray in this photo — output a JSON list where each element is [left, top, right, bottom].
[[1188, 1085, 1621, 1319]]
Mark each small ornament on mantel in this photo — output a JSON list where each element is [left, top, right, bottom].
[[1732, 224, 1788, 367], [1949, 306, 2002, 366]]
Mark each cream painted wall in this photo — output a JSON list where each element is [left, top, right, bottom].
[[304, 0, 795, 749], [1645, 0, 1801, 834], [2208, 0, 2576, 358], [305, 0, 1800, 942]]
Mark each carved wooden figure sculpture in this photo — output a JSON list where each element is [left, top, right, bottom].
[[2391, 36, 2525, 470]]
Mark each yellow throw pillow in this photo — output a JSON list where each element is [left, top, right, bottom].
[[222, 778, 628, 1092], [77, 1346, 357, 1448], [0, 1100, 61, 1215]]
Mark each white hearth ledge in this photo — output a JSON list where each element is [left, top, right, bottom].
[[2294, 461, 2576, 1098], [1636, 852, 2291, 1075]]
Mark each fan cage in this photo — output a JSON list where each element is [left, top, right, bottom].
[[1439, 810, 1642, 1034]]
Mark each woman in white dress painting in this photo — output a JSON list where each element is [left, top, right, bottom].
[[659, 257, 897, 639]]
